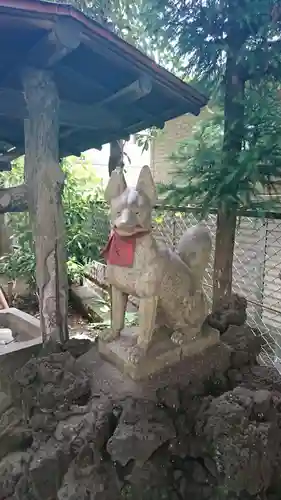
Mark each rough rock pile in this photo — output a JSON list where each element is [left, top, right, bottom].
[[1, 301, 281, 499], [207, 293, 247, 334]]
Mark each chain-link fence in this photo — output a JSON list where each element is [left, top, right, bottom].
[[93, 203, 281, 368]]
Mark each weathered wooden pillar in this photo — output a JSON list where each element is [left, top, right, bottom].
[[0, 180, 10, 256], [22, 67, 68, 343]]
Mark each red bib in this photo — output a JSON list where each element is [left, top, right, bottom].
[[102, 231, 136, 267]]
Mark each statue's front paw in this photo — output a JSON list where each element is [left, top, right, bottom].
[[99, 328, 120, 343], [128, 344, 146, 365], [171, 331, 185, 346]]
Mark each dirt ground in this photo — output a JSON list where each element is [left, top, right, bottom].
[[13, 293, 97, 340]]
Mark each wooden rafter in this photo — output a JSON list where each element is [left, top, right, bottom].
[[57, 65, 160, 128], [0, 73, 153, 134], [0, 88, 121, 130], [83, 30, 206, 110], [59, 74, 153, 142], [0, 3, 208, 164], [0, 73, 154, 204], [101, 76, 152, 107], [0, 18, 81, 88], [0, 18, 84, 164], [0, 150, 21, 163], [26, 18, 81, 68]]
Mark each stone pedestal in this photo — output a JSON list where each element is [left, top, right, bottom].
[[0, 308, 40, 341], [0, 308, 42, 395], [99, 326, 220, 380]]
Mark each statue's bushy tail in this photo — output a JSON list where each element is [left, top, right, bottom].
[[177, 223, 212, 283]]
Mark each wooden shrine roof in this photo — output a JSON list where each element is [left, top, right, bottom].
[[0, 0, 208, 168]]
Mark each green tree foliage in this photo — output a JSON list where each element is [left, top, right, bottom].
[[0, 157, 109, 286], [142, 0, 281, 195], [142, 0, 281, 83], [48, 0, 183, 73], [161, 83, 281, 214], [141, 0, 281, 302]]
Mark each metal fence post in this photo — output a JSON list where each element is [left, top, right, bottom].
[[254, 218, 267, 331]]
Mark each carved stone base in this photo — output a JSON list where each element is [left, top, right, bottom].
[[98, 326, 220, 380]]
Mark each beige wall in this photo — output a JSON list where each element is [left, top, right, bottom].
[[150, 107, 212, 184]]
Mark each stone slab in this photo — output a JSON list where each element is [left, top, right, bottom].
[[0, 328, 13, 344], [0, 336, 42, 356], [0, 308, 41, 396], [0, 307, 40, 341], [70, 283, 110, 323], [99, 326, 220, 381]]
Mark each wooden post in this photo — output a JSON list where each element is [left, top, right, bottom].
[[22, 67, 68, 343], [108, 140, 124, 175], [0, 179, 11, 264]]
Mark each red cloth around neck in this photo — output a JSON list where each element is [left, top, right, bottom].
[[102, 230, 137, 267]]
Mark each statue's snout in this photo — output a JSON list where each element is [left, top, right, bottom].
[[115, 208, 138, 234]]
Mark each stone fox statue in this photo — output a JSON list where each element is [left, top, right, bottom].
[[101, 165, 212, 360]]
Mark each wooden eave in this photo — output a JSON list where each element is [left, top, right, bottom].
[[0, 0, 208, 166]]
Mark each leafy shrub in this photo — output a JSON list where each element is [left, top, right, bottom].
[[0, 211, 36, 287], [63, 158, 109, 269], [0, 156, 109, 287]]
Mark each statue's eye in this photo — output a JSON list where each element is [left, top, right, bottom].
[[135, 211, 140, 215], [116, 212, 121, 217]]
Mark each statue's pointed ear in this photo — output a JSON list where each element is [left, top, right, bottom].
[[136, 165, 157, 205], [104, 169, 127, 202]]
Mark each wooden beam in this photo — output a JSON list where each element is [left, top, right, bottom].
[[84, 32, 206, 110], [0, 136, 24, 162], [26, 18, 81, 69], [0, 19, 82, 89], [62, 99, 120, 130], [0, 88, 121, 130], [22, 67, 69, 343], [58, 65, 157, 123], [60, 75, 153, 142], [0, 184, 27, 213], [57, 65, 106, 99], [0, 150, 22, 163], [101, 75, 152, 108]]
